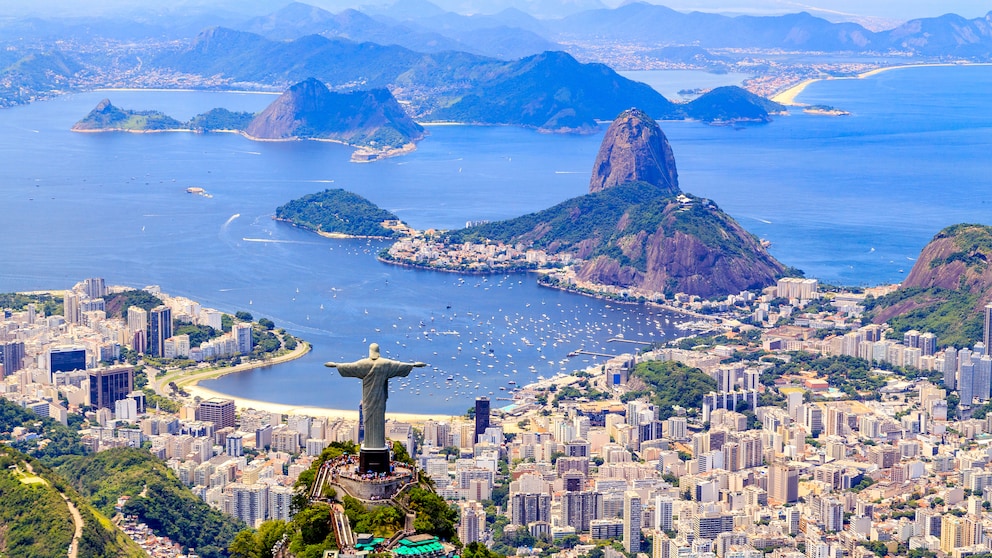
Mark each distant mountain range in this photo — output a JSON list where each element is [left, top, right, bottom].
[[151, 30, 781, 130], [229, 1, 992, 58]]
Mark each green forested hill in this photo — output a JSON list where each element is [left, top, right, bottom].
[[0, 446, 144, 558], [628, 360, 717, 419], [276, 188, 404, 238], [58, 448, 245, 558]]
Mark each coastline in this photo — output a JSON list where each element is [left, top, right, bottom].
[[171, 342, 453, 422], [771, 62, 992, 106]]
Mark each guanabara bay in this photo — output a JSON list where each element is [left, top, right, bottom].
[[2, 1, 992, 558]]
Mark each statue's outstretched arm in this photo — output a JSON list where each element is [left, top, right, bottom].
[[326, 361, 369, 378]]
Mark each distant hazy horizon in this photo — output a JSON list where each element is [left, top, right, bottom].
[[1, 0, 988, 23]]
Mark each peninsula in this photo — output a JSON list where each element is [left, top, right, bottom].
[[382, 108, 785, 299]]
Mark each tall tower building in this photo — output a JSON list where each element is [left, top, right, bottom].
[[655, 496, 673, 532], [63, 290, 81, 324], [985, 303, 992, 350], [149, 305, 172, 357], [0, 342, 26, 376], [82, 277, 106, 299], [623, 491, 642, 554], [233, 322, 254, 355], [475, 396, 490, 440]]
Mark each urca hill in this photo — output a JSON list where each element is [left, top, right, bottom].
[[444, 108, 785, 297]]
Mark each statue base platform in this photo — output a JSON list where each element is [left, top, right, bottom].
[[359, 447, 391, 475]]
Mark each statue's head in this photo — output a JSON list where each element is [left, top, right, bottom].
[[369, 343, 380, 359]]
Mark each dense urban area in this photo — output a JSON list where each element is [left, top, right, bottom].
[[3, 274, 992, 558]]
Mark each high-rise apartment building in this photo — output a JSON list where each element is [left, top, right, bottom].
[[149, 305, 172, 357], [623, 491, 642, 554], [0, 341, 25, 376], [768, 462, 798, 505], [985, 303, 992, 350], [475, 396, 490, 440]]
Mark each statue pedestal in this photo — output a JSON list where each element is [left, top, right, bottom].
[[359, 447, 391, 475]]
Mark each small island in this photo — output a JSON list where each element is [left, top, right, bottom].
[[274, 188, 414, 239]]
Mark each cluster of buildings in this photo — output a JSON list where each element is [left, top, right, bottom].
[[0, 278, 255, 426], [386, 237, 573, 272]]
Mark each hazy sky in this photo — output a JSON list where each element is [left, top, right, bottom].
[[2, 0, 989, 21]]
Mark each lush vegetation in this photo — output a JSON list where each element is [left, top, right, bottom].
[[628, 361, 717, 419], [57, 448, 245, 558], [864, 286, 983, 348], [189, 108, 256, 131], [864, 224, 992, 348], [174, 321, 223, 347], [0, 446, 145, 558], [0, 398, 87, 459], [73, 99, 184, 131], [0, 290, 63, 316], [276, 189, 403, 238], [442, 182, 772, 290], [105, 289, 164, 317], [0, 448, 75, 557], [406, 485, 459, 540]]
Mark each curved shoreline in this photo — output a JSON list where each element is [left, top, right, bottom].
[[171, 341, 455, 422], [771, 62, 992, 106]]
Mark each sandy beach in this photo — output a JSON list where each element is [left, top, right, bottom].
[[172, 342, 456, 423], [772, 63, 992, 106]]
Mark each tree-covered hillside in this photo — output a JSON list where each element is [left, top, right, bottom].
[[58, 448, 245, 558], [276, 188, 404, 238], [628, 360, 717, 419]]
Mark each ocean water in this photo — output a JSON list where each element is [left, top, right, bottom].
[[0, 66, 990, 413]]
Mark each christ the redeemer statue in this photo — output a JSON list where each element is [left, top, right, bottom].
[[325, 343, 426, 461]]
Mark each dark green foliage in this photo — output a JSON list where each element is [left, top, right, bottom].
[[442, 182, 769, 285], [762, 352, 887, 400], [252, 328, 282, 355], [407, 486, 459, 540], [174, 322, 222, 347], [105, 289, 164, 318], [57, 448, 245, 558], [276, 189, 402, 238], [865, 287, 983, 348], [0, 398, 86, 459], [0, 291, 62, 316], [392, 440, 414, 466], [0, 452, 75, 557], [0, 50, 82, 107], [0, 446, 142, 558], [236, 311, 254, 322], [463, 541, 505, 558], [189, 108, 256, 131], [630, 360, 717, 419]]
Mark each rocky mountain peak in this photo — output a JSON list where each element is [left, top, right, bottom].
[[589, 108, 680, 195]]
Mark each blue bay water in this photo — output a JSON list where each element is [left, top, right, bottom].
[[0, 67, 990, 413]]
